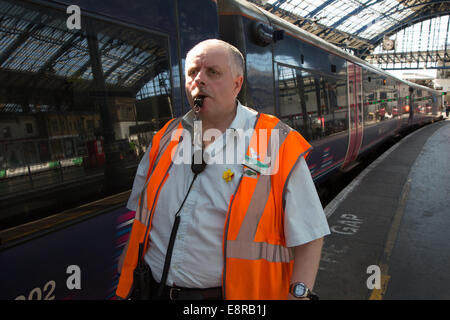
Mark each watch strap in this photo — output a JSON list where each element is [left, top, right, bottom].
[[307, 289, 319, 300]]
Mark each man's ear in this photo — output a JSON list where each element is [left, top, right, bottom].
[[234, 75, 244, 95]]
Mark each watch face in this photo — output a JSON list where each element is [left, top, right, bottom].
[[294, 284, 306, 297]]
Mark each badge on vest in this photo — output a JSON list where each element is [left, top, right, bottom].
[[242, 148, 271, 176], [242, 166, 258, 178]]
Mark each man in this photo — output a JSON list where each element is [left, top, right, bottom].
[[116, 39, 330, 300]]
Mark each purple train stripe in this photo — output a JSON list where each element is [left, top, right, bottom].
[[116, 233, 130, 247], [117, 211, 135, 224], [321, 155, 333, 163], [110, 209, 136, 299], [312, 158, 344, 177]]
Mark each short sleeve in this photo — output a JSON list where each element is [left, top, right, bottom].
[[283, 156, 330, 247], [126, 144, 151, 211]]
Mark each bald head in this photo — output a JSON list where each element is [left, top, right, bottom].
[[186, 39, 244, 78]]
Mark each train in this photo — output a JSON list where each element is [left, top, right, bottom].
[[0, 0, 443, 300]]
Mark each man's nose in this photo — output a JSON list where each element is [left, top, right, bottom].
[[194, 70, 206, 86]]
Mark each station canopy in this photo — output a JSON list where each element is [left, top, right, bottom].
[[0, 0, 170, 113], [248, 0, 450, 57]]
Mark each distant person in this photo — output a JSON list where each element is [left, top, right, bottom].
[[116, 39, 330, 300]]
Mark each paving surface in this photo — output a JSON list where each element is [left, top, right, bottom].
[[315, 119, 450, 300]]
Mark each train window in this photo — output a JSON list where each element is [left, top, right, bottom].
[[277, 64, 348, 142], [399, 85, 410, 118], [277, 65, 310, 139], [304, 73, 348, 140], [363, 70, 399, 124], [0, 0, 173, 229], [311, 76, 348, 139], [301, 72, 319, 140], [363, 70, 375, 124], [385, 88, 398, 119]]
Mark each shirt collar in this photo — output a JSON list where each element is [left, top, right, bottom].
[[228, 100, 247, 136]]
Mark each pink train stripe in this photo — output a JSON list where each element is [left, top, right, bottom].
[[117, 211, 135, 224], [322, 156, 333, 162], [116, 233, 130, 246]]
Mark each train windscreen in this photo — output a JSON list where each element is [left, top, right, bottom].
[[0, 0, 173, 230]]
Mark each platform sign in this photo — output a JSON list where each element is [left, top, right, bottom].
[[0, 207, 130, 300]]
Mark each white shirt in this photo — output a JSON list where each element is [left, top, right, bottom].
[[127, 102, 330, 288]]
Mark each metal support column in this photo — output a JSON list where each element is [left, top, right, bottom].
[[85, 19, 128, 193]]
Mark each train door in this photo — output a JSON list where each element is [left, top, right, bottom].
[[342, 62, 363, 170]]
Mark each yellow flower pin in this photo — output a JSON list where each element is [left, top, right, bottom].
[[222, 169, 234, 183]]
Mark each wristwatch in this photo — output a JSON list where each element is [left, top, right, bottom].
[[289, 282, 319, 300]]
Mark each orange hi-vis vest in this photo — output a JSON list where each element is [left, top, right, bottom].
[[116, 112, 312, 300]]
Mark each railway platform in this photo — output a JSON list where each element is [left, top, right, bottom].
[[315, 118, 450, 299]]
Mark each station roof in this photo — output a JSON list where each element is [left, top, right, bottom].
[[248, 0, 450, 56], [0, 0, 168, 113]]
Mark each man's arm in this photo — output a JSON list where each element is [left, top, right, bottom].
[[282, 154, 330, 299], [288, 237, 324, 300]]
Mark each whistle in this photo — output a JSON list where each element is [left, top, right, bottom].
[[192, 95, 205, 174], [194, 96, 204, 109]]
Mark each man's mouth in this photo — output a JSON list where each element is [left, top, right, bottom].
[[195, 94, 208, 100]]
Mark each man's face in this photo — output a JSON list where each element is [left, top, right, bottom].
[[185, 43, 243, 122]]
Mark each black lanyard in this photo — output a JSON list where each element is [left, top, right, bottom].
[[156, 152, 207, 296]]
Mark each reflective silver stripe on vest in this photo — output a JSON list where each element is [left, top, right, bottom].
[[152, 118, 183, 176], [226, 240, 294, 263], [229, 120, 293, 263], [235, 120, 291, 242], [136, 118, 182, 225]]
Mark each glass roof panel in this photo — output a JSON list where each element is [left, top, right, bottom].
[[339, 13, 371, 33], [368, 15, 449, 70], [0, 0, 168, 90], [53, 38, 90, 77], [266, 0, 326, 18], [258, 0, 430, 42], [373, 15, 450, 54], [317, 1, 361, 27]]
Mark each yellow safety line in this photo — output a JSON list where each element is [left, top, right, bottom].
[[369, 179, 411, 300]]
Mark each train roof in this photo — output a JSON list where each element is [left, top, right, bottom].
[[219, 0, 442, 95]]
